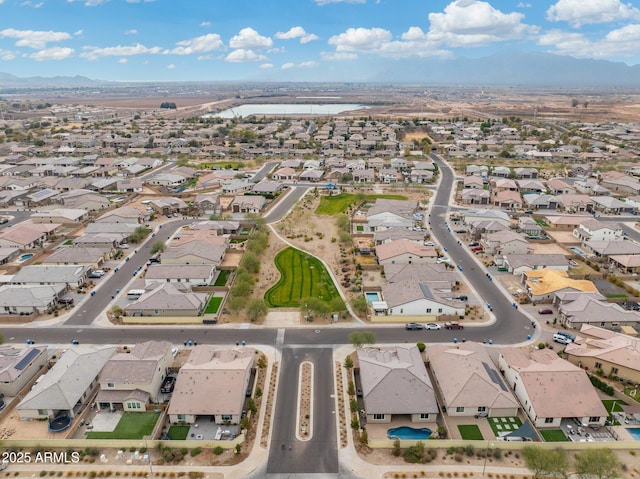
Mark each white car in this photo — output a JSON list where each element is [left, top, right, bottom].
[[423, 241, 435, 246], [436, 257, 451, 264], [424, 323, 441, 330]]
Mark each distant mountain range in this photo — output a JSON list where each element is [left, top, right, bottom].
[[1, 52, 639, 88]]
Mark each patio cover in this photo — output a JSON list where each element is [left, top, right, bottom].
[[505, 419, 537, 441]]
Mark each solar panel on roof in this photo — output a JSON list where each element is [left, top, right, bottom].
[[482, 361, 508, 392], [15, 348, 40, 370]]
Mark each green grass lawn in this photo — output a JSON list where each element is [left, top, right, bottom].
[[457, 424, 484, 441], [540, 429, 568, 442], [167, 425, 190, 440], [204, 296, 223, 314], [214, 270, 231, 286], [487, 416, 523, 437], [86, 412, 159, 440], [315, 193, 408, 215], [265, 247, 344, 308], [602, 399, 627, 412], [534, 218, 550, 227]]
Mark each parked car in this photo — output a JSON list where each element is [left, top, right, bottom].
[[455, 229, 467, 234], [0, 218, 8, 225], [538, 308, 553, 315], [89, 269, 105, 278], [455, 295, 468, 301], [405, 322, 424, 330], [59, 297, 74, 305], [423, 241, 435, 246], [71, 339, 79, 345], [444, 321, 464, 330], [553, 333, 572, 345], [524, 210, 534, 215], [161, 376, 176, 394], [436, 257, 451, 264], [468, 242, 480, 247], [424, 323, 441, 330], [120, 244, 130, 249], [556, 330, 576, 341], [474, 411, 488, 418], [470, 246, 484, 252]]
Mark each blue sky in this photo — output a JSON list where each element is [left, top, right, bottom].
[[1, 0, 640, 81]]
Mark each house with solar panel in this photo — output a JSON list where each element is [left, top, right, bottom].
[[428, 342, 519, 417], [0, 346, 48, 397]]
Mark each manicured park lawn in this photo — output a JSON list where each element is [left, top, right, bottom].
[[265, 247, 344, 308], [214, 270, 231, 286], [204, 296, 223, 314], [602, 399, 626, 413], [86, 412, 160, 440], [458, 425, 483, 440], [315, 193, 408, 215], [540, 429, 568, 442], [168, 425, 190, 440], [487, 416, 522, 437]]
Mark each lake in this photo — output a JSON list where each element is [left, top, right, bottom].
[[205, 103, 369, 118]]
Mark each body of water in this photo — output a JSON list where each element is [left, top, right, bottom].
[[205, 103, 369, 118], [387, 426, 432, 440], [569, 246, 587, 256], [628, 427, 640, 440], [19, 253, 33, 262], [365, 292, 381, 303]]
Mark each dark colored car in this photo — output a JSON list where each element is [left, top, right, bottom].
[[444, 321, 464, 330], [538, 308, 553, 315], [161, 376, 176, 394]]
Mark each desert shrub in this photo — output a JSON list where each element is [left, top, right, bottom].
[[213, 447, 223, 456]]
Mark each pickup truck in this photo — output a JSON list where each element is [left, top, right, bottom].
[[444, 321, 464, 330]]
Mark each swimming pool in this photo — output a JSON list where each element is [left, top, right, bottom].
[[569, 247, 587, 256], [387, 426, 432, 440], [19, 253, 33, 262], [627, 427, 640, 440], [365, 292, 381, 303]]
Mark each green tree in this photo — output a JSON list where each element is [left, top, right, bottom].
[[522, 446, 569, 479], [351, 295, 368, 315], [226, 295, 245, 314], [344, 355, 354, 369], [416, 342, 426, 353], [359, 428, 368, 445], [246, 298, 267, 322], [242, 252, 261, 274], [392, 438, 402, 457], [348, 331, 376, 349], [240, 416, 250, 431], [574, 448, 621, 479], [150, 241, 166, 255]]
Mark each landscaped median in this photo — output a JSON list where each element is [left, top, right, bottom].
[[265, 246, 345, 314]]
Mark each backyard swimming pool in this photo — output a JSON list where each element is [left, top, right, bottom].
[[627, 427, 640, 440], [569, 247, 587, 256], [387, 426, 432, 440], [19, 253, 33, 262], [365, 292, 381, 303]]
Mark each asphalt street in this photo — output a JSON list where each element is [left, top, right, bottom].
[[63, 219, 191, 326]]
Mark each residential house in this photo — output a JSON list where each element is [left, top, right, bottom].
[[499, 348, 607, 429], [96, 341, 173, 411], [30, 209, 89, 225], [272, 167, 297, 181], [463, 176, 484, 189], [514, 167, 539, 179], [116, 179, 143, 193], [193, 194, 220, 216], [573, 219, 623, 243], [366, 199, 418, 232], [375, 239, 437, 265], [466, 165, 489, 177], [147, 172, 187, 187], [556, 292, 640, 330], [481, 230, 531, 256], [380, 280, 464, 318], [251, 180, 282, 196], [57, 189, 110, 211], [522, 194, 558, 210], [163, 240, 226, 266], [41, 247, 112, 268], [547, 179, 576, 195], [523, 269, 598, 303], [565, 325, 640, 385], [11, 265, 90, 289], [460, 189, 490, 205], [428, 342, 519, 417], [144, 264, 216, 287], [590, 196, 632, 214], [358, 346, 439, 424], [168, 346, 253, 425], [498, 254, 569, 275], [545, 215, 591, 231], [148, 198, 189, 215], [599, 172, 640, 196], [492, 190, 523, 209], [352, 169, 375, 183], [491, 166, 511, 178], [378, 168, 400, 183], [73, 233, 128, 249], [461, 209, 511, 228], [0, 346, 48, 397], [17, 345, 116, 419], [0, 222, 50, 249], [230, 195, 266, 214], [556, 194, 593, 213], [96, 206, 146, 224], [373, 228, 425, 245], [222, 179, 253, 194], [123, 283, 208, 317], [610, 254, 640, 274], [584, 240, 640, 258]]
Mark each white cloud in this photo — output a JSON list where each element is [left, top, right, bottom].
[[0, 49, 16, 60], [224, 48, 267, 62], [74, 29, 83, 36], [70, 0, 108, 6], [328, 27, 392, 51], [540, 24, 640, 58], [29, 46, 74, 61], [200, 21, 211, 27], [20, 1, 44, 7], [167, 63, 175, 69], [126, 0, 157, 2], [315, 0, 365, 5], [426, 0, 538, 47], [164, 33, 223, 55], [281, 62, 295, 70], [124, 29, 138, 35], [274, 26, 319, 44], [229, 27, 272, 49], [80, 43, 162, 60], [118, 58, 128, 64], [320, 51, 358, 60], [259, 63, 273, 69], [517, 2, 532, 7], [0, 28, 72, 49], [546, 0, 640, 27], [299, 60, 318, 68]]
